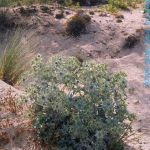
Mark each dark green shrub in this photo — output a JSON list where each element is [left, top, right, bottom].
[[65, 14, 87, 37], [22, 55, 136, 150], [101, 4, 118, 13], [89, 11, 94, 15]]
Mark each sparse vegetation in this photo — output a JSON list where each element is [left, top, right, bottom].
[[0, 87, 21, 114], [99, 0, 144, 13], [129, 87, 135, 93], [71, 2, 80, 10], [89, 10, 95, 15], [22, 55, 136, 150], [101, 4, 118, 13], [65, 14, 87, 37], [0, 29, 39, 85]]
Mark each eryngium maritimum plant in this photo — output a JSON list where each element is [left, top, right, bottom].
[[22, 55, 135, 150]]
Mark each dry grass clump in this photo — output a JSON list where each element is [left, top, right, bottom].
[[0, 29, 39, 85]]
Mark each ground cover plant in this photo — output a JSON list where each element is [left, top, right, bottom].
[[0, 0, 50, 7], [22, 55, 136, 150], [99, 0, 144, 13]]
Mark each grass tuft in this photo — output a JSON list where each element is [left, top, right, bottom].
[[0, 28, 39, 85]]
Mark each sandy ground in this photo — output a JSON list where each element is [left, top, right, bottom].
[[0, 4, 150, 150]]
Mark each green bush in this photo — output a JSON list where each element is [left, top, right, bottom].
[[22, 55, 135, 150], [108, 0, 128, 10], [89, 11, 94, 15], [65, 14, 87, 37], [102, 4, 118, 13]]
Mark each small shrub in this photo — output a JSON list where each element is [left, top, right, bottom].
[[89, 10, 94, 15], [124, 35, 139, 48], [101, 4, 118, 13], [128, 87, 135, 93], [71, 2, 80, 10], [22, 55, 136, 150], [65, 14, 87, 37]]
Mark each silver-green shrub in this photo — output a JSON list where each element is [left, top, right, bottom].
[[22, 54, 135, 150]]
